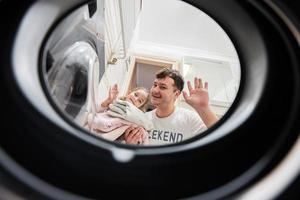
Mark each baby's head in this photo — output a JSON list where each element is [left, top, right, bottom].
[[124, 87, 149, 112]]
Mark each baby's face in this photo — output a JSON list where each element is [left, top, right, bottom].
[[125, 89, 148, 108]]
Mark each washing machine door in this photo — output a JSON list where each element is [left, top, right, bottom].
[[43, 0, 105, 125], [0, 0, 300, 200]]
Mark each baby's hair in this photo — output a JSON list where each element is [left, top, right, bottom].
[[120, 87, 150, 112]]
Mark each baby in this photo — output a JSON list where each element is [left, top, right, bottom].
[[87, 84, 151, 144], [100, 84, 149, 112]]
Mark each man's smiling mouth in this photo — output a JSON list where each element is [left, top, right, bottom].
[[152, 94, 161, 99]]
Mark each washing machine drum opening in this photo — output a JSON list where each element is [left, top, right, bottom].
[[63, 64, 87, 118]]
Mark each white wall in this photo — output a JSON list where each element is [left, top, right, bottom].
[[132, 0, 239, 60]]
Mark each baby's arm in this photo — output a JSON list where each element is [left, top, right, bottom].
[[97, 84, 119, 112]]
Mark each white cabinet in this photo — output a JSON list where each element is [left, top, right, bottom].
[[104, 0, 141, 63]]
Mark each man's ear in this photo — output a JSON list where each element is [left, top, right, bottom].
[[175, 90, 181, 99]]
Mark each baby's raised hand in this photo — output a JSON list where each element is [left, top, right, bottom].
[[101, 84, 119, 108]]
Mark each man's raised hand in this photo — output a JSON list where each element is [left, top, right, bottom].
[[183, 77, 209, 111]]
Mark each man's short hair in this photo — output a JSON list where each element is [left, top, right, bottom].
[[156, 68, 184, 91]]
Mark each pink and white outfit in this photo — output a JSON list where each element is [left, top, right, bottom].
[[87, 106, 142, 141]]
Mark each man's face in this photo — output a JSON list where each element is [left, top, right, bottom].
[[150, 76, 180, 108]]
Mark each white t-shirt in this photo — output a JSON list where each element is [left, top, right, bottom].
[[145, 107, 207, 145]]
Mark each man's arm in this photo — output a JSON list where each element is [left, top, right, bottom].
[[123, 126, 149, 145], [183, 77, 218, 128]]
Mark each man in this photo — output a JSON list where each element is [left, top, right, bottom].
[[122, 68, 218, 145]]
